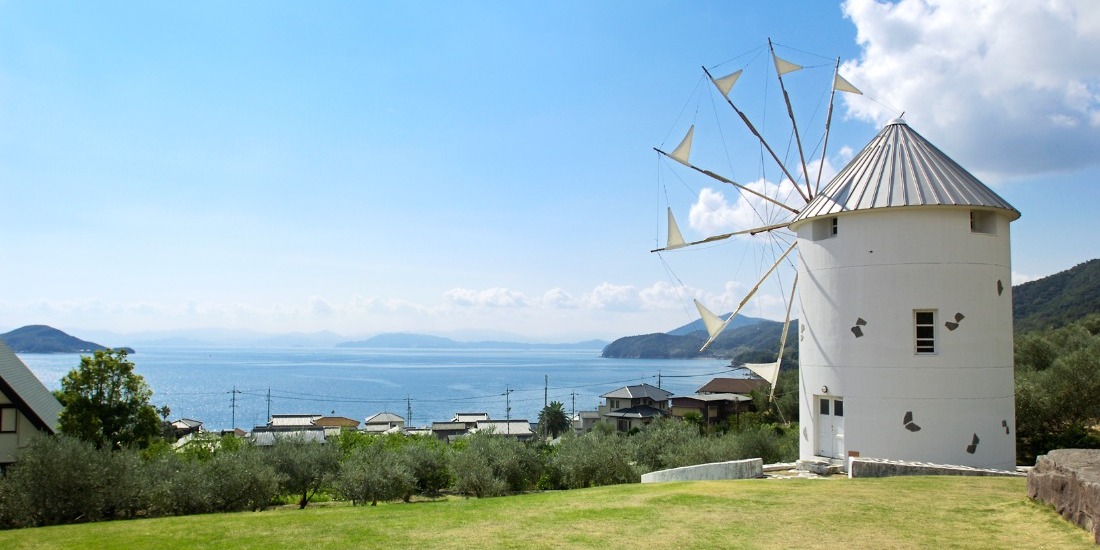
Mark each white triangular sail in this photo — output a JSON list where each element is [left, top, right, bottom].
[[711, 69, 742, 97], [745, 361, 779, 388], [773, 54, 802, 76], [669, 125, 694, 166], [693, 299, 726, 340], [665, 208, 686, 250], [834, 73, 862, 95]]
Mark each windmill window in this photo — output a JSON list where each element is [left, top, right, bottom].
[[915, 310, 937, 354], [970, 210, 996, 234], [812, 217, 838, 240], [0, 406, 15, 433]]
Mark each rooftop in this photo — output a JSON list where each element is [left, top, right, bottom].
[[793, 119, 1020, 225], [601, 383, 674, 400]]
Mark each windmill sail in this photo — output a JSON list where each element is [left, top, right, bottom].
[[665, 208, 686, 250], [668, 125, 694, 166], [711, 69, 742, 97], [834, 73, 862, 95], [745, 361, 779, 389], [694, 299, 727, 340], [773, 54, 802, 76]]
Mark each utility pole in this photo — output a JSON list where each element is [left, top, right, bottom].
[[658, 371, 662, 388], [229, 386, 239, 429], [505, 386, 513, 435], [544, 375, 548, 408], [266, 387, 271, 424], [406, 395, 412, 428]]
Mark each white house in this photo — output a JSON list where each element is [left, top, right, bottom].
[[0, 342, 64, 467], [789, 119, 1018, 471]]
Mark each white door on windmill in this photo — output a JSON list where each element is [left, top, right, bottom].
[[816, 396, 845, 459]]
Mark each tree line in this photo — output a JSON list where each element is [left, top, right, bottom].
[[0, 418, 797, 529]]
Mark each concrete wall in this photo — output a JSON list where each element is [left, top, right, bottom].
[[849, 457, 1022, 478], [641, 458, 763, 483], [794, 207, 1017, 471]]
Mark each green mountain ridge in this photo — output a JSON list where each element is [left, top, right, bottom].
[[1013, 258, 1100, 332], [0, 325, 129, 354]]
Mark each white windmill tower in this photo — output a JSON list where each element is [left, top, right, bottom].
[[653, 43, 1018, 472], [790, 119, 1019, 471]]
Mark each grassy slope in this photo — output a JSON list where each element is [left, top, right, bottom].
[[0, 477, 1092, 549]]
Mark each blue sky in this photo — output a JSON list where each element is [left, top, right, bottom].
[[2, 1, 1097, 342]]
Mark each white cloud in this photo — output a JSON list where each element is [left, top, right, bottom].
[[841, 0, 1100, 180], [581, 282, 642, 311], [541, 287, 578, 309], [1012, 271, 1039, 285], [308, 296, 335, 316], [688, 179, 797, 235], [442, 287, 529, 308]]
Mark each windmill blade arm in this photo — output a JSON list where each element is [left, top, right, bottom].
[[699, 242, 797, 352], [771, 274, 799, 402], [650, 222, 791, 253], [655, 148, 800, 215]]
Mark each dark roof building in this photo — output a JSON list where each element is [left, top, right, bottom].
[[0, 342, 64, 465], [696, 377, 768, 395]]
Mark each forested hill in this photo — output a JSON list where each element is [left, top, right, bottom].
[[601, 319, 798, 366], [0, 325, 125, 354], [1013, 259, 1100, 333]]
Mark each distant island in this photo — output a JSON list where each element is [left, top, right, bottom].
[[0, 325, 134, 354], [337, 332, 608, 351]]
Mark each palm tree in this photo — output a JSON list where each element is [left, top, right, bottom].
[[538, 401, 570, 439]]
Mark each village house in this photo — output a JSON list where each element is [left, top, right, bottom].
[[0, 342, 63, 468], [363, 412, 405, 434], [670, 377, 766, 427], [472, 419, 535, 441], [572, 410, 600, 434], [314, 415, 361, 431], [598, 383, 673, 432], [251, 413, 329, 445], [169, 418, 204, 440]]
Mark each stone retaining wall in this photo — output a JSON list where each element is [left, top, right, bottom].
[[641, 458, 763, 483], [849, 457, 1023, 479], [1028, 449, 1100, 544]]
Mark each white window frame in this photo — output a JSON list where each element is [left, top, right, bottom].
[[915, 309, 937, 354], [812, 216, 838, 241]]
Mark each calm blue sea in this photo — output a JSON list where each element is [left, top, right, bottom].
[[17, 347, 738, 431]]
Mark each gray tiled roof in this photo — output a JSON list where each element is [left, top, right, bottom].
[[600, 383, 673, 400], [364, 412, 404, 424], [793, 119, 1020, 225], [0, 342, 63, 433]]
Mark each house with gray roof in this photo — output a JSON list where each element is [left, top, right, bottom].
[[0, 342, 64, 466], [598, 383, 673, 432], [363, 412, 405, 434]]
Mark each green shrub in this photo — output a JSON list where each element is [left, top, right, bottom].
[[401, 437, 451, 498], [450, 432, 543, 497], [0, 435, 142, 527], [335, 441, 414, 506], [205, 444, 284, 512], [549, 432, 638, 489]]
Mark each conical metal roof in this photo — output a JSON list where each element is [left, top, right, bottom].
[[792, 119, 1020, 225]]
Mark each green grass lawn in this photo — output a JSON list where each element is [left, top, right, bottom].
[[0, 476, 1091, 549]]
